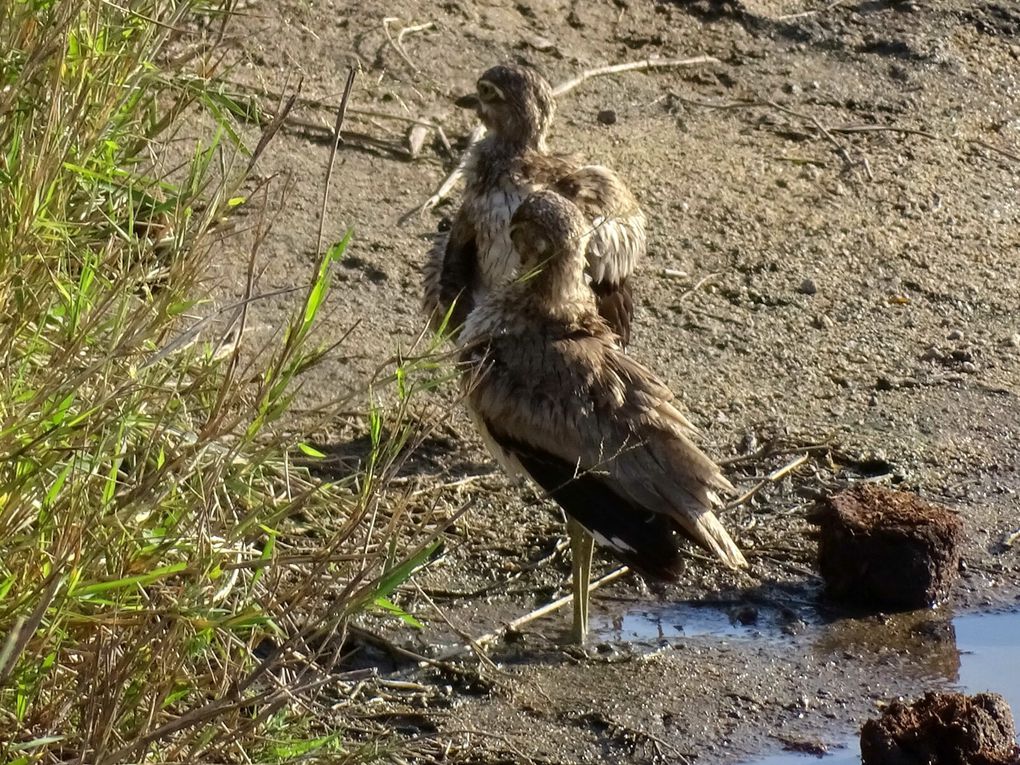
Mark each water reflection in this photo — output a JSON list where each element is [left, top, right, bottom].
[[812, 610, 961, 684]]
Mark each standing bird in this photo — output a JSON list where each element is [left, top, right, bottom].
[[460, 190, 746, 643], [422, 63, 645, 346]]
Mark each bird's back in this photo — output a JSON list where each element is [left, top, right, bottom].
[[426, 143, 644, 343]]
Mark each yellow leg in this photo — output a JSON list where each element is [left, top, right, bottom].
[[567, 517, 594, 644]]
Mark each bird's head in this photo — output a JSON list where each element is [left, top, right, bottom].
[[509, 190, 589, 277], [455, 64, 555, 149]]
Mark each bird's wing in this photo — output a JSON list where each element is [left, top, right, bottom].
[[463, 324, 745, 570], [491, 427, 687, 580], [551, 165, 646, 344], [421, 206, 478, 334]]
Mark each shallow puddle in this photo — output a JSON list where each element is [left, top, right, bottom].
[[592, 604, 1020, 763], [747, 610, 1018, 764], [953, 611, 1020, 710], [592, 600, 776, 642]]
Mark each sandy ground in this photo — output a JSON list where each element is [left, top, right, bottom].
[[206, 0, 1020, 761]]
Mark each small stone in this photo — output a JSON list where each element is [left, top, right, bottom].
[[800, 165, 821, 181], [734, 606, 759, 626], [1008, 333, 1020, 348], [799, 278, 818, 295], [947, 329, 963, 341], [783, 82, 801, 95], [961, 361, 978, 374], [596, 109, 617, 125]]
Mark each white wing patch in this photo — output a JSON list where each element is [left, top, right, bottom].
[[585, 208, 646, 285], [591, 530, 637, 554]]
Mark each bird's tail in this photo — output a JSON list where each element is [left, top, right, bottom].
[[678, 509, 748, 569]]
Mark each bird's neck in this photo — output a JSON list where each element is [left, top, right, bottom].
[[517, 256, 591, 315], [479, 129, 547, 157]]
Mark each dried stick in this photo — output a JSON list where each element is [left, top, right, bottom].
[[766, 100, 867, 178], [674, 271, 722, 303], [832, 124, 938, 140], [969, 139, 1020, 163], [551, 55, 721, 97], [398, 21, 436, 50], [401, 123, 484, 221], [776, 0, 845, 21], [225, 79, 440, 129], [459, 565, 631, 654], [425, 564, 633, 664], [726, 453, 810, 510], [383, 17, 435, 75]]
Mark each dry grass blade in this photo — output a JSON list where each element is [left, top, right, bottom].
[[315, 65, 358, 258], [246, 78, 302, 175]]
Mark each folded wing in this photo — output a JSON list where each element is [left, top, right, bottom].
[[422, 207, 478, 334], [464, 325, 746, 571]]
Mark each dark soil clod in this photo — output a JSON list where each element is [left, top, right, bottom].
[[817, 484, 963, 610], [861, 691, 1020, 765]]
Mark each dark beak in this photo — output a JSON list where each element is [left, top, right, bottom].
[[454, 93, 480, 110]]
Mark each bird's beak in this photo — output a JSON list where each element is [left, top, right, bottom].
[[454, 93, 480, 110]]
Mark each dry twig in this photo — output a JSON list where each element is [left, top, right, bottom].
[[401, 124, 484, 221], [775, 0, 845, 21], [551, 55, 720, 97], [445, 566, 632, 657], [382, 18, 435, 75], [674, 271, 722, 303], [969, 139, 1020, 163], [726, 453, 810, 510]]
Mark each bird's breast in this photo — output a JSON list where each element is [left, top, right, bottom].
[[470, 181, 531, 288]]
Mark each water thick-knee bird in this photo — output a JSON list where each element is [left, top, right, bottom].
[[459, 189, 746, 643], [422, 63, 645, 346]]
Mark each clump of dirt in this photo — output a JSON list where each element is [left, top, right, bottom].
[[817, 483, 963, 609], [860, 691, 1020, 765]]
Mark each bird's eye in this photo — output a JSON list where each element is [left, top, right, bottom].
[[477, 80, 503, 102]]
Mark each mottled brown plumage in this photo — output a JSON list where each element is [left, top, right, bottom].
[[422, 64, 645, 345], [460, 190, 745, 640]]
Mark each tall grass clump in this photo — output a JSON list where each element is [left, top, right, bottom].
[[0, 2, 439, 761]]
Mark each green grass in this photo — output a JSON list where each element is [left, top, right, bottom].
[[0, 2, 443, 761]]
